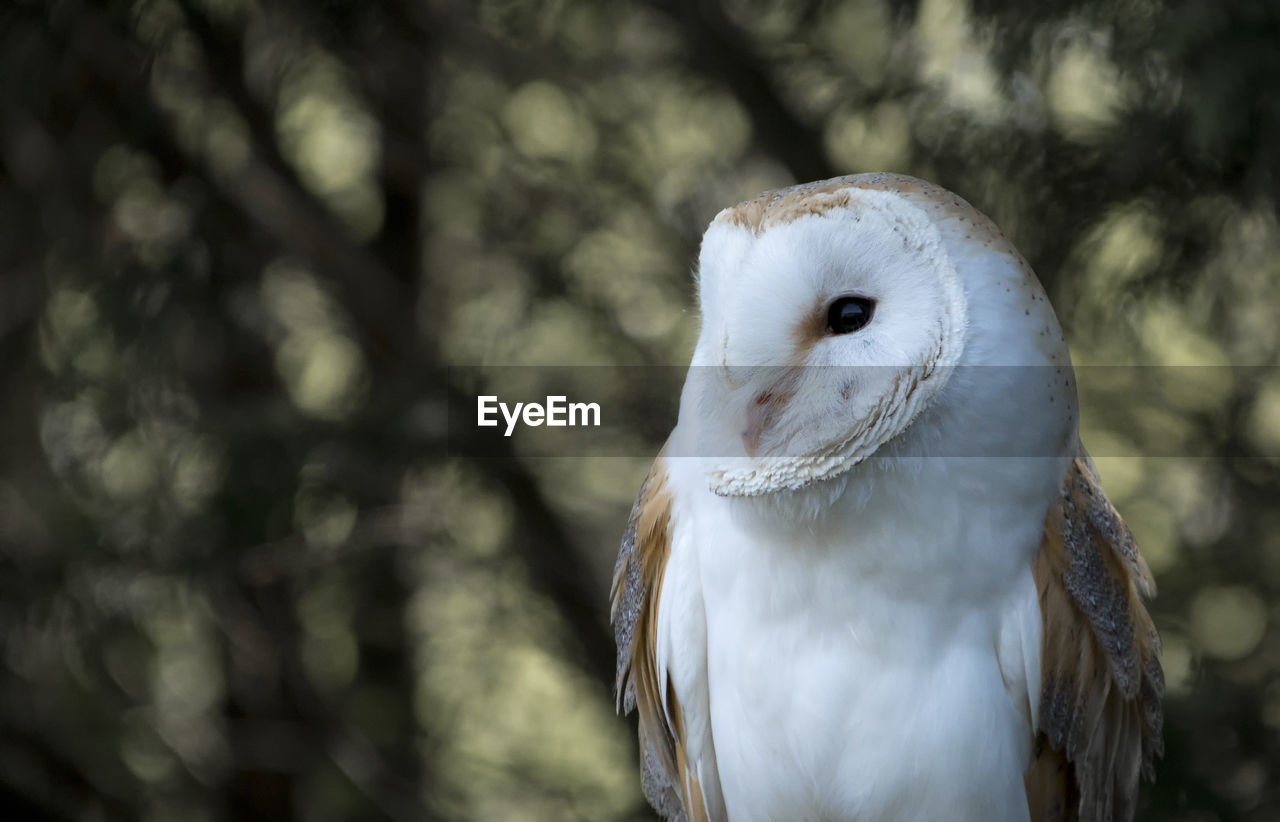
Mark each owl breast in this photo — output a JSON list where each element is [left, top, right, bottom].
[[671, 456, 1053, 822]]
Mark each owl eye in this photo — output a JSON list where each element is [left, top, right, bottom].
[[826, 296, 875, 335]]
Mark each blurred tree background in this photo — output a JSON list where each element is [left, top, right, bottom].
[[1, 0, 1279, 819]]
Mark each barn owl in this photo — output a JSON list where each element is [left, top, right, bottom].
[[611, 173, 1162, 822]]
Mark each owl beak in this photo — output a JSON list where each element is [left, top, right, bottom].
[[740, 378, 796, 457]]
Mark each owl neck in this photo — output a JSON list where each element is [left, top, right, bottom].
[[716, 451, 1069, 605]]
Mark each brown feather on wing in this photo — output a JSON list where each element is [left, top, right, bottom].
[[611, 455, 709, 822], [1027, 454, 1164, 822]]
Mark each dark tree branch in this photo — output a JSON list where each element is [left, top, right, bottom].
[[645, 0, 837, 183]]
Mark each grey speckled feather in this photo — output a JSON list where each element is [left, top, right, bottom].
[[610, 457, 693, 821], [612, 488, 645, 713], [1031, 453, 1163, 822]]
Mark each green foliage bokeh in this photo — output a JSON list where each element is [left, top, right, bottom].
[[1, 0, 1279, 819]]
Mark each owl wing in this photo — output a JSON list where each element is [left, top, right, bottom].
[[1026, 452, 1164, 822], [611, 453, 721, 822]]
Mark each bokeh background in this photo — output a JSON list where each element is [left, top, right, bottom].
[[2, 0, 1279, 819]]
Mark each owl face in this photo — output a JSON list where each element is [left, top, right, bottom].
[[677, 176, 1076, 497]]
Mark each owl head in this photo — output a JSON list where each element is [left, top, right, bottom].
[[675, 174, 1077, 497]]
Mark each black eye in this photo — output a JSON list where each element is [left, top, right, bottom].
[[826, 296, 875, 335]]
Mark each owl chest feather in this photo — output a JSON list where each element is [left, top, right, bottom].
[[670, 460, 1052, 822]]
